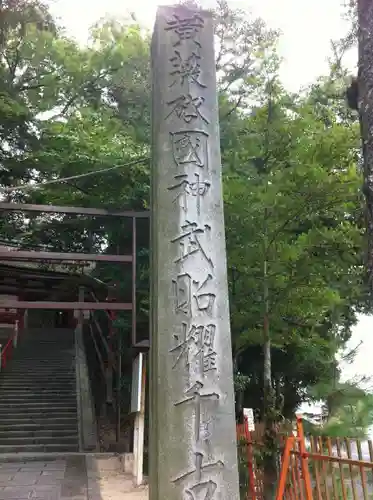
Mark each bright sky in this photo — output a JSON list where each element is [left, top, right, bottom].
[[48, 0, 356, 90], [47, 0, 372, 391]]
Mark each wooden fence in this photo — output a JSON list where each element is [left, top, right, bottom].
[[237, 416, 373, 500]]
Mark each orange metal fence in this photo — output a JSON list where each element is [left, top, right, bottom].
[[236, 419, 291, 498], [237, 416, 373, 500]]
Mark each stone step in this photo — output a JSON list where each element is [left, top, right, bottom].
[[0, 328, 80, 453], [14, 348, 74, 351], [0, 376, 74, 380], [0, 443, 79, 453], [0, 389, 76, 394], [7, 366, 74, 371], [0, 389, 76, 395], [7, 365, 74, 368], [0, 387, 76, 393], [2, 373, 74, 376], [5, 351, 73, 354], [3, 367, 74, 371], [4, 368, 74, 371], [0, 381, 76, 388], [0, 387, 75, 393], [0, 383, 76, 392], [0, 422, 78, 431], [1, 372, 74, 376], [0, 387, 76, 402], [0, 428, 78, 438], [1, 398, 77, 410], [9, 368, 74, 370], [14, 342, 73, 344], [0, 407, 77, 416], [9, 357, 74, 361], [0, 378, 75, 383], [0, 435, 78, 445], [0, 398, 77, 405], [0, 386, 76, 391], [3, 361, 73, 365], [0, 385, 76, 391], [0, 416, 78, 425], [14, 355, 74, 357], [10, 363, 74, 367], [0, 400, 76, 415], [6, 354, 73, 357], [0, 377, 74, 382], [8, 359, 73, 362], [0, 374, 75, 387]]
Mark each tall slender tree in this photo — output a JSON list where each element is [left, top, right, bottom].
[[356, 0, 373, 289]]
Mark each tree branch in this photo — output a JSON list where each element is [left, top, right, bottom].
[[222, 94, 244, 119]]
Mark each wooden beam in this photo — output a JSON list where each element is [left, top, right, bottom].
[[0, 202, 150, 218], [0, 251, 132, 262]]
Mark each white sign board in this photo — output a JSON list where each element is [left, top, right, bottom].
[[243, 408, 255, 431], [130, 353, 144, 413]]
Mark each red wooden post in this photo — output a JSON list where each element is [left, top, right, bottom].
[[276, 436, 295, 500], [296, 416, 313, 500], [244, 416, 256, 499]]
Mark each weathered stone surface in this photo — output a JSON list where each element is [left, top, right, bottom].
[[150, 4, 240, 500]]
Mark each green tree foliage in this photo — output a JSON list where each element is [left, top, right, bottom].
[[304, 379, 373, 439], [226, 76, 366, 408]]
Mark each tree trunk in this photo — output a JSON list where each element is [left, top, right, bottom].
[[358, 0, 373, 287], [263, 256, 277, 500]]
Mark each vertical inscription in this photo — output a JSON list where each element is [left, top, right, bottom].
[[152, 5, 239, 499], [163, 8, 223, 499]]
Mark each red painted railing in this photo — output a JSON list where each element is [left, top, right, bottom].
[[237, 417, 257, 499], [1, 336, 13, 369], [0, 318, 20, 371]]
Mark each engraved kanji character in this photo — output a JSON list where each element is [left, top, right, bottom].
[[166, 94, 209, 124], [185, 480, 217, 500], [203, 350, 217, 373], [169, 50, 206, 88], [165, 13, 204, 47], [173, 273, 192, 316], [169, 322, 202, 370], [171, 220, 213, 268], [172, 273, 215, 317], [203, 324, 215, 349], [168, 173, 210, 214], [202, 324, 217, 373], [194, 273, 215, 314], [171, 130, 208, 169], [174, 381, 220, 408], [200, 418, 212, 440], [170, 323, 217, 376]]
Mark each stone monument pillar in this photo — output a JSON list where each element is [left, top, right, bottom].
[[150, 4, 240, 499]]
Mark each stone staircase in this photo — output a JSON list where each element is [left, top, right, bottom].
[[0, 328, 80, 453]]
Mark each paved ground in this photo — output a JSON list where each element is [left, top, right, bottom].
[[0, 455, 148, 500]]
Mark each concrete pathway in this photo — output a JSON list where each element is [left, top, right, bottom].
[[0, 455, 148, 500]]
